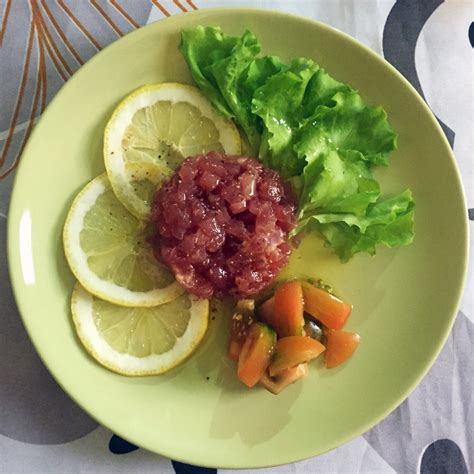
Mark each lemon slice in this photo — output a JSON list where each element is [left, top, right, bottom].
[[124, 160, 168, 213], [63, 173, 183, 307], [104, 83, 241, 219], [71, 283, 208, 375]]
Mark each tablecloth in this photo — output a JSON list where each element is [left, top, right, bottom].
[[1, 1, 472, 473]]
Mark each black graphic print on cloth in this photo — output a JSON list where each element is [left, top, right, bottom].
[[364, 312, 473, 473], [0, 1, 153, 182], [420, 439, 469, 474], [108, 435, 139, 454], [382, 0, 455, 147], [172, 460, 217, 474], [468, 209, 474, 221]]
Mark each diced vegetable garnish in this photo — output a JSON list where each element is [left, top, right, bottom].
[[302, 282, 352, 330], [238, 323, 277, 387], [258, 282, 305, 338], [258, 296, 278, 328], [303, 317, 324, 341], [229, 299, 255, 361], [260, 363, 309, 395], [269, 336, 325, 377], [274, 280, 305, 337], [325, 330, 360, 368], [230, 278, 357, 392]]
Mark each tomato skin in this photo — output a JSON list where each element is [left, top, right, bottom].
[[258, 281, 305, 337], [325, 330, 360, 368], [269, 336, 325, 377], [258, 296, 278, 329], [237, 323, 277, 388], [229, 300, 255, 361], [274, 280, 305, 337], [301, 283, 352, 330], [260, 363, 309, 394]]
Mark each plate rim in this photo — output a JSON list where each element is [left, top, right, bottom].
[[6, 7, 469, 469]]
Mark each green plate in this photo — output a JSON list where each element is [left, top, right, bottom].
[[7, 8, 468, 469]]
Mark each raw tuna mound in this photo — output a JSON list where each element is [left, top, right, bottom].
[[151, 152, 297, 299]]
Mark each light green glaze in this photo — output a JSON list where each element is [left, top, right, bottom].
[[7, 9, 468, 469]]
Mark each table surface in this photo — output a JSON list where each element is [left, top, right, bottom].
[[0, 1, 472, 473]]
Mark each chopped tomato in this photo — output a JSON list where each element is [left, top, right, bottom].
[[260, 363, 309, 395], [269, 336, 325, 377], [258, 296, 278, 329], [258, 282, 305, 337], [301, 282, 352, 330], [325, 330, 360, 368], [238, 323, 276, 387], [229, 299, 255, 361], [274, 280, 305, 337]]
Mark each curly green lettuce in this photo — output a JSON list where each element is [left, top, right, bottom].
[[180, 26, 414, 261]]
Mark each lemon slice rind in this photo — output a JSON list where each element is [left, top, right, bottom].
[[63, 173, 183, 307], [71, 283, 209, 376], [104, 83, 241, 219]]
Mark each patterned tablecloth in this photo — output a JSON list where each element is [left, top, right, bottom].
[[1, 1, 472, 473]]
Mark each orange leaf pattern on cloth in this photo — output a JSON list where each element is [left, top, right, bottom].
[[0, 0, 155, 181]]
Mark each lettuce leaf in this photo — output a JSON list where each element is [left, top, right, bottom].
[[180, 26, 285, 151], [302, 90, 397, 166], [180, 26, 241, 118], [298, 145, 381, 217], [251, 58, 318, 175], [297, 191, 415, 262], [180, 26, 414, 261]]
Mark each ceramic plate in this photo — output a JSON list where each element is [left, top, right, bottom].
[[7, 9, 468, 469]]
